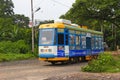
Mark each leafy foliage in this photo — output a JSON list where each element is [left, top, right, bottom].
[[0, 0, 30, 42], [0, 0, 14, 18], [39, 20, 54, 24], [13, 14, 29, 28], [0, 53, 36, 62], [82, 52, 120, 72], [61, 0, 120, 27], [0, 40, 30, 54], [0, 18, 15, 41], [0, 0, 37, 61], [60, 0, 120, 50]]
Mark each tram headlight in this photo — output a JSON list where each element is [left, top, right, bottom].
[[48, 49, 52, 52], [41, 49, 44, 52], [44, 49, 47, 52]]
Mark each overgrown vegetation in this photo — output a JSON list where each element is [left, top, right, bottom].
[[0, 40, 38, 62], [0, 40, 29, 54], [0, 0, 120, 62], [82, 52, 120, 73], [61, 0, 120, 50], [0, 53, 36, 62], [0, 0, 39, 62]]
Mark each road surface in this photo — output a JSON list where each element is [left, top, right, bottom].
[[0, 59, 87, 80]]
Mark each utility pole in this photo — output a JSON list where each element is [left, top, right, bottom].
[[115, 25, 117, 50], [31, 0, 34, 53]]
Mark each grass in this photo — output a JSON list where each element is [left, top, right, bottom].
[[0, 53, 37, 62], [82, 52, 120, 73]]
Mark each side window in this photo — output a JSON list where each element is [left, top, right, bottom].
[[58, 33, 64, 45], [81, 36, 86, 49], [91, 37, 95, 49], [99, 37, 101, 49], [76, 35, 80, 50], [99, 36, 104, 49], [69, 34, 75, 45], [95, 37, 99, 49], [101, 37, 104, 49], [69, 34, 75, 50]]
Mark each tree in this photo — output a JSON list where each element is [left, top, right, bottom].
[[61, 0, 120, 27], [0, 0, 14, 41], [0, 18, 14, 41], [60, 0, 120, 50], [0, 0, 30, 42], [13, 14, 29, 28], [0, 0, 14, 18], [0, 0, 33, 54]]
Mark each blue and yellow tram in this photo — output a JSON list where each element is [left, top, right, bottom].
[[38, 19, 104, 64]]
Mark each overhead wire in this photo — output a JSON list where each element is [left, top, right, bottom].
[[33, 0, 73, 20], [34, 0, 45, 9], [50, 0, 71, 8]]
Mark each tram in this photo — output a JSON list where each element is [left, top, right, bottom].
[[38, 19, 104, 64]]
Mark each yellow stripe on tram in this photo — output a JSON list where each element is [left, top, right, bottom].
[[39, 57, 69, 61]]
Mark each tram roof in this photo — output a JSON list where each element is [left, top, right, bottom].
[[39, 23, 103, 35]]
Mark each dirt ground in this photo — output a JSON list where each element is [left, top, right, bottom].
[[46, 72, 120, 80], [1, 51, 120, 80], [46, 51, 120, 80]]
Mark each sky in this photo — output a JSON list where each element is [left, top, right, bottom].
[[12, 0, 75, 21]]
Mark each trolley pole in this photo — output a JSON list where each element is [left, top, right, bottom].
[[31, 0, 34, 53]]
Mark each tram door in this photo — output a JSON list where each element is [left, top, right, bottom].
[[65, 34, 69, 57], [86, 33, 92, 55], [57, 33, 69, 57]]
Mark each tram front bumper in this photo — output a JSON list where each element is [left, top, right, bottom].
[[39, 53, 55, 58]]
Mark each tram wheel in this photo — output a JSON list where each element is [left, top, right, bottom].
[[69, 58, 74, 64], [61, 61, 68, 64], [81, 56, 86, 62], [69, 57, 79, 64], [51, 62, 56, 65]]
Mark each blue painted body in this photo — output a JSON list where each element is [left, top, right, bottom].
[[39, 53, 55, 58], [39, 49, 103, 58], [39, 28, 104, 59]]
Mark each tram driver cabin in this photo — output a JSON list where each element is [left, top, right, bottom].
[[38, 19, 104, 64]]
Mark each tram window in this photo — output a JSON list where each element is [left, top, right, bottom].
[[98, 37, 100, 49], [69, 30, 74, 34], [76, 36, 80, 45], [99, 37, 103, 49], [81, 36, 86, 49], [70, 46, 75, 50], [39, 29, 54, 45], [54, 32, 56, 45], [91, 37, 95, 49], [101, 37, 104, 49], [69, 34, 75, 45], [58, 34, 64, 45], [69, 34, 75, 50], [76, 36, 80, 50], [95, 37, 99, 49], [58, 29, 64, 32]]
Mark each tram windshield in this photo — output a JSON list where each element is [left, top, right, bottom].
[[39, 29, 55, 45]]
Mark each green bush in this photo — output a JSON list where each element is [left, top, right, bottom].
[[0, 40, 30, 54], [0, 41, 18, 53], [82, 52, 120, 73], [15, 40, 29, 54], [0, 53, 36, 62]]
